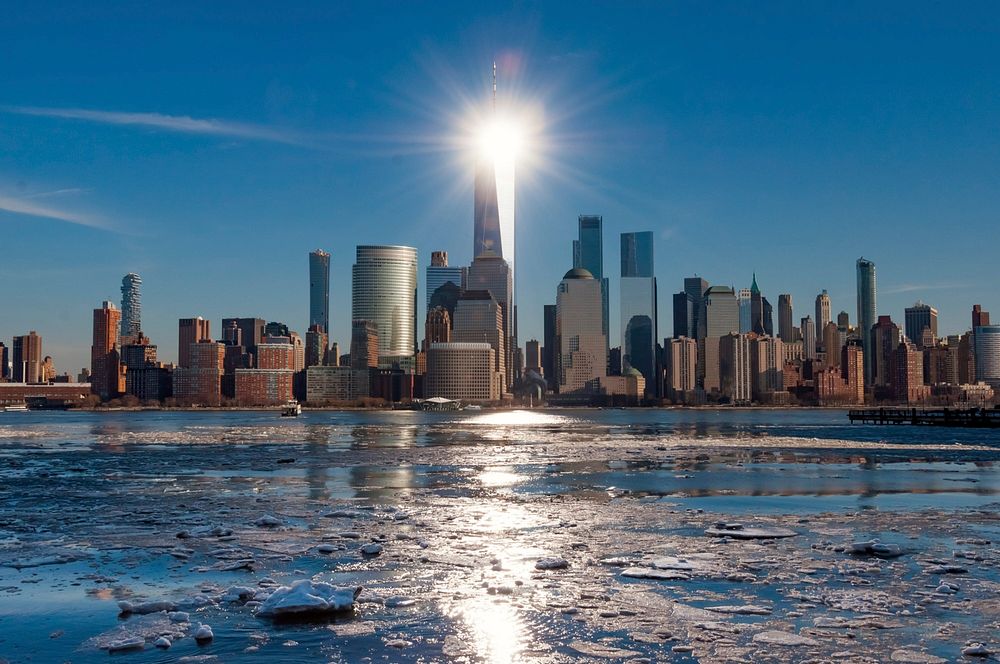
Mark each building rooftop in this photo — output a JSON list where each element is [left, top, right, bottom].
[[562, 267, 594, 280]]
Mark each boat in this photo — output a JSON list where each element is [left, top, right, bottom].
[[3, 403, 29, 412], [463, 404, 482, 411], [280, 400, 302, 417]]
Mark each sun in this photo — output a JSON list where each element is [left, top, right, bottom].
[[477, 116, 523, 163]]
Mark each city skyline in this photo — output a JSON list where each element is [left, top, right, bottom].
[[2, 4, 999, 371]]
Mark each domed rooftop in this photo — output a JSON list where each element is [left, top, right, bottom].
[[623, 366, 643, 377], [562, 267, 594, 280]]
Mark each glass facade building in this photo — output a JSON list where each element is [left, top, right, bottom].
[[620, 232, 657, 397], [309, 250, 330, 334], [974, 325, 1000, 389], [856, 257, 877, 385], [120, 272, 142, 340], [351, 245, 418, 361], [473, 148, 515, 284], [426, 251, 466, 310]]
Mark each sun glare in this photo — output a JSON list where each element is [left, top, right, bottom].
[[478, 117, 523, 163]]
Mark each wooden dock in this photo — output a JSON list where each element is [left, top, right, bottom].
[[848, 407, 1000, 428]]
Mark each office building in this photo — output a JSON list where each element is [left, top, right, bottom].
[[309, 249, 331, 333], [684, 277, 709, 340], [778, 294, 794, 342], [305, 324, 328, 368], [620, 231, 657, 397], [235, 369, 294, 405], [425, 342, 500, 402], [542, 304, 557, 386], [120, 273, 142, 342], [173, 341, 225, 404], [972, 304, 990, 329], [91, 302, 123, 400], [894, 340, 927, 403], [524, 339, 541, 373], [719, 333, 752, 404], [352, 245, 418, 361], [801, 316, 816, 360], [823, 322, 843, 369], [837, 311, 850, 329], [350, 319, 379, 371], [574, 216, 609, 345], [856, 257, 877, 385], [467, 252, 513, 386], [221, 318, 265, 359], [702, 286, 740, 338], [738, 288, 752, 334], [556, 268, 606, 393], [177, 316, 211, 367], [974, 325, 1000, 389], [12, 332, 42, 383], [673, 291, 695, 339], [751, 335, 784, 401], [452, 290, 506, 393], [306, 365, 370, 402], [0, 342, 7, 381], [842, 341, 865, 404], [426, 251, 466, 310], [424, 306, 451, 350], [749, 274, 772, 336], [815, 290, 831, 332], [664, 337, 698, 400], [871, 315, 901, 391], [904, 302, 938, 348]]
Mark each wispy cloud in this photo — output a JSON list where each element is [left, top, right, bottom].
[[882, 282, 970, 295], [0, 193, 109, 230], [2, 105, 309, 146]]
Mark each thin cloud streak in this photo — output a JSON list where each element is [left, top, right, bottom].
[[882, 282, 970, 295], [0, 193, 109, 230], [2, 105, 311, 146]]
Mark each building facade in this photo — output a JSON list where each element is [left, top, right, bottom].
[[91, 301, 123, 400], [904, 302, 938, 348], [426, 251, 466, 310], [425, 342, 500, 402], [309, 249, 331, 333], [856, 257, 877, 385], [556, 268, 607, 393], [120, 272, 142, 342], [352, 245, 418, 361], [974, 325, 1000, 389], [620, 231, 657, 397], [178, 317, 211, 367], [11, 331, 42, 383]]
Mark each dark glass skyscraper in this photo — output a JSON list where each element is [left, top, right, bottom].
[[542, 304, 557, 391], [683, 277, 709, 340], [856, 257, 877, 386], [620, 232, 657, 396], [120, 273, 141, 340], [309, 250, 330, 334]]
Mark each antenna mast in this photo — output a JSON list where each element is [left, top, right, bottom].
[[492, 61, 497, 112]]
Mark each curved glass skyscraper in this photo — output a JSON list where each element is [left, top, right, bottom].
[[352, 245, 418, 360]]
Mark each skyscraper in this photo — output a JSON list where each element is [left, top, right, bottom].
[[0, 342, 8, 380], [426, 251, 466, 310], [309, 250, 331, 334], [974, 326, 1000, 389], [815, 290, 831, 332], [801, 316, 816, 360], [350, 320, 379, 370], [473, 64, 515, 289], [681, 277, 709, 340], [120, 273, 141, 341], [352, 245, 418, 361], [467, 252, 513, 387], [738, 288, 752, 334], [305, 324, 328, 368], [856, 257, 877, 386], [91, 301, 123, 400], [749, 274, 771, 336], [556, 268, 606, 393], [972, 304, 990, 329], [703, 286, 740, 338], [778, 294, 794, 342], [620, 231, 657, 397], [904, 302, 938, 347], [178, 317, 211, 367], [542, 304, 557, 389], [452, 290, 506, 393], [11, 332, 42, 383], [871, 315, 901, 390], [575, 215, 609, 347], [221, 318, 266, 358]]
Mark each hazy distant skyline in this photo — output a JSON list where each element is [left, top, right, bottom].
[[2, 3, 998, 372]]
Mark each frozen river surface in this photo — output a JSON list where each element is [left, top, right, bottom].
[[0, 408, 998, 662]]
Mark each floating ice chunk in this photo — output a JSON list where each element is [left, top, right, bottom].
[[118, 600, 177, 616], [315, 544, 339, 554], [107, 636, 145, 652], [360, 543, 383, 556], [385, 638, 412, 648], [168, 611, 189, 623], [705, 524, 797, 539], [650, 556, 696, 571], [620, 567, 690, 581], [2, 553, 81, 569], [221, 586, 256, 603], [706, 604, 772, 615], [154, 636, 171, 649], [255, 515, 282, 528], [752, 630, 820, 647], [256, 580, 362, 619], [962, 643, 992, 657], [889, 649, 947, 663], [193, 623, 214, 643], [849, 539, 905, 558], [339, 531, 362, 539], [535, 557, 569, 570], [384, 596, 415, 608]]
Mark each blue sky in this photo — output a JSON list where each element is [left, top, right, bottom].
[[2, 2, 998, 372]]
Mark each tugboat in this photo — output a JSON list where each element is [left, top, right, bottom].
[[3, 403, 29, 412], [281, 400, 302, 417]]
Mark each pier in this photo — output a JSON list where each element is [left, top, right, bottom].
[[849, 407, 1000, 428]]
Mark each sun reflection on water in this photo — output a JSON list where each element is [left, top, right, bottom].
[[450, 599, 527, 664], [465, 410, 568, 426]]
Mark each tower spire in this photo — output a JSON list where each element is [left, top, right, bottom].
[[492, 60, 497, 112]]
